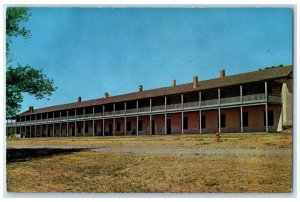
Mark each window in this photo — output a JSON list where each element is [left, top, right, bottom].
[[167, 98, 171, 105], [183, 97, 187, 103], [116, 122, 121, 131], [54, 128, 56, 135], [78, 125, 81, 133], [220, 91, 225, 98], [183, 117, 188, 129], [242, 112, 249, 127], [267, 86, 273, 94], [94, 124, 97, 133], [264, 110, 274, 126], [85, 124, 89, 133], [201, 115, 206, 129], [126, 121, 131, 131], [201, 95, 206, 101], [138, 120, 143, 131], [243, 89, 248, 96], [221, 114, 226, 128]]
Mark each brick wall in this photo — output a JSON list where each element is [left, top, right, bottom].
[[201, 109, 219, 133], [152, 114, 165, 134], [166, 113, 182, 134], [183, 111, 199, 134], [220, 107, 241, 133]]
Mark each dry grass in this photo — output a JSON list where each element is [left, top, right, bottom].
[[6, 132, 292, 193]]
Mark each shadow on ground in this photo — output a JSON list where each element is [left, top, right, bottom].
[[6, 148, 85, 163]]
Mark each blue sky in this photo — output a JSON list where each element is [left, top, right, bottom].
[[9, 7, 293, 113]]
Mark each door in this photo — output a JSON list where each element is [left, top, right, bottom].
[[151, 120, 155, 135], [167, 119, 172, 134], [109, 123, 113, 135], [72, 126, 75, 136]]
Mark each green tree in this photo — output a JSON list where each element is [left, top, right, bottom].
[[6, 7, 56, 118]]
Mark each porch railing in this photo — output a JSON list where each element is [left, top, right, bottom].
[[201, 99, 219, 106], [152, 105, 165, 111], [139, 107, 150, 112], [220, 96, 240, 104], [167, 103, 182, 110], [183, 101, 199, 108], [268, 95, 281, 103], [242, 93, 265, 102]]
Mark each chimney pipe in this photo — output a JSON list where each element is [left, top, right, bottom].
[[77, 96, 81, 102], [220, 69, 225, 78], [139, 85, 143, 92], [173, 79, 176, 87], [29, 106, 34, 112], [104, 92, 109, 98], [193, 76, 198, 89]]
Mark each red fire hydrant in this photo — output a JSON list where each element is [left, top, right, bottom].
[[216, 132, 221, 142]]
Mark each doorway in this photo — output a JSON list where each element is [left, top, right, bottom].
[[72, 126, 75, 136], [151, 120, 155, 135], [167, 119, 172, 134], [109, 123, 113, 135]]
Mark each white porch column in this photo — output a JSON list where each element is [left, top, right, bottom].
[[24, 116, 27, 137], [218, 88, 221, 105], [29, 116, 32, 138], [113, 104, 116, 136], [52, 112, 55, 137], [46, 113, 48, 137], [67, 110, 69, 137], [181, 111, 184, 135], [136, 100, 139, 135], [199, 110, 202, 134], [199, 91, 201, 107], [181, 94, 184, 109], [181, 94, 184, 134], [165, 113, 167, 135], [35, 115, 37, 138], [92, 107, 95, 136], [218, 88, 221, 133], [265, 103, 269, 133], [165, 96, 167, 135], [59, 111, 62, 137], [240, 106, 243, 133], [102, 105, 105, 136], [124, 116, 127, 136], [75, 109, 77, 136], [265, 81, 268, 133], [218, 108, 221, 133], [124, 102, 127, 136], [149, 98, 152, 135], [240, 85, 243, 103]]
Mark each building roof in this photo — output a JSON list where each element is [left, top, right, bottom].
[[19, 65, 293, 116]]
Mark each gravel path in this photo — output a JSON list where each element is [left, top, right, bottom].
[[7, 144, 291, 157], [91, 147, 291, 156]]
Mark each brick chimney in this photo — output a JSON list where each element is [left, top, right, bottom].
[[173, 79, 176, 87], [220, 69, 225, 78], [77, 96, 81, 102], [104, 92, 109, 98], [193, 76, 198, 89], [29, 106, 34, 112], [139, 85, 143, 92]]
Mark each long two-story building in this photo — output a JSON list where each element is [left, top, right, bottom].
[[6, 65, 293, 137]]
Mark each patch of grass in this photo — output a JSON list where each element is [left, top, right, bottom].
[[204, 178, 220, 187], [6, 149, 292, 193], [264, 136, 276, 146]]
